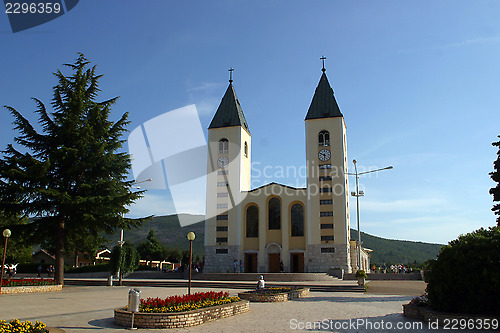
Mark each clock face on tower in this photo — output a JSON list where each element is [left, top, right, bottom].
[[217, 156, 229, 168], [318, 149, 331, 161]]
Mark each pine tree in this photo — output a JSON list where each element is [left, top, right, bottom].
[[491, 135, 500, 225], [0, 54, 144, 284]]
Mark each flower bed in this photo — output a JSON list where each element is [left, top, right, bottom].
[[0, 319, 49, 333], [140, 291, 240, 313], [238, 287, 310, 302], [114, 292, 249, 329], [1, 278, 56, 287], [1, 278, 61, 294]]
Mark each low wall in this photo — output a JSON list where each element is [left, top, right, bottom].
[[344, 272, 421, 281], [403, 304, 500, 327], [114, 300, 249, 329], [1, 284, 62, 294], [194, 273, 335, 282], [238, 288, 310, 302]]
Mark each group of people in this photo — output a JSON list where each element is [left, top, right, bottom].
[[233, 259, 244, 273], [373, 263, 413, 274]]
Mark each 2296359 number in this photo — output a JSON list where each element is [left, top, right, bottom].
[[5, 2, 61, 14], [443, 318, 498, 330]]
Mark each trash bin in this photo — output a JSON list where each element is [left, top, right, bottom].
[[108, 275, 113, 286], [128, 288, 141, 313]]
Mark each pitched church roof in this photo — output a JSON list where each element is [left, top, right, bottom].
[[305, 70, 343, 120], [209, 83, 250, 133]]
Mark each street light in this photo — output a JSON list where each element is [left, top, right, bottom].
[[187, 232, 196, 295], [116, 178, 152, 286], [0, 229, 12, 294], [348, 160, 392, 271]]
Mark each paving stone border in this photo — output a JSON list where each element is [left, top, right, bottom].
[[238, 287, 310, 302], [0, 284, 62, 294], [114, 300, 249, 329], [403, 304, 500, 327]]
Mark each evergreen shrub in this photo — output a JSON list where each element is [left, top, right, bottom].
[[426, 226, 500, 315]]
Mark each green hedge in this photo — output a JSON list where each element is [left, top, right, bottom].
[[64, 263, 110, 273], [426, 226, 500, 315]]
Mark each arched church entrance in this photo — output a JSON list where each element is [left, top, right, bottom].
[[266, 243, 281, 273]]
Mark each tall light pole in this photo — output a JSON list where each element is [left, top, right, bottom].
[[187, 232, 196, 295], [348, 160, 392, 271], [0, 229, 11, 294], [117, 178, 152, 286]]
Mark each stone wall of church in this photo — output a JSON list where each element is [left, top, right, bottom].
[[306, 244, 351, 273], [203, 245, 241, 273]]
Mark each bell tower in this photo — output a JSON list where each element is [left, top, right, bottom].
[[304, 58, 351, 272], [204, 69, 251, 273]]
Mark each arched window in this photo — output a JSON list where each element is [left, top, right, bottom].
[[244, 141, 248, 157], [246, 205, 259, 238], [268, 197, 281, 230], [291, 203, 304, 237], [219, 138, 229, 153], [318, 130, 330, 146]]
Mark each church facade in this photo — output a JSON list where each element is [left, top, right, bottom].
[[204, 65, 365, 273]]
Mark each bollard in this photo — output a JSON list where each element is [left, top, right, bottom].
[[128, 288, 141, 329], [108, 275, 113, 287]]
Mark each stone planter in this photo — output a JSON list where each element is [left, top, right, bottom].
[[114, 300, 249, 329], [0, 284, 62, 294], [238, 287, 310, 302], [403, 304, 500, 327]]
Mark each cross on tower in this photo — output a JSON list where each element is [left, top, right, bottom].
[[228, 68, 234, 83], [320, 56, 326, 72]]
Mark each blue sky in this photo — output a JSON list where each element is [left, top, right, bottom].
[[1, 1, 499, 244]]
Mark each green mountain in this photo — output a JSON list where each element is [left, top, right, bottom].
[[109, 214, 442, 265], [351, 230, 443, 265]]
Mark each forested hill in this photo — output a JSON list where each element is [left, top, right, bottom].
[[350, 230, 443, 265], [109, 214, 443, 265]]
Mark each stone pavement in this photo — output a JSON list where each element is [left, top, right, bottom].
[[0, 281, 481, 333]]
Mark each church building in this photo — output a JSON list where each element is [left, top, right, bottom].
[[204, 62, 367, 273]]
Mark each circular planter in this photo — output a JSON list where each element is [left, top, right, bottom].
[[114, 300, 249, 329], [238, 287, 310, 302]]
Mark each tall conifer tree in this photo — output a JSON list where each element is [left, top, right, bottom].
[[491, 136, 500, 225], [0, 54, 143, 284]]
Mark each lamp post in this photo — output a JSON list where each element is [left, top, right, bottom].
[[0, 229, 11, 294], [117, 178, 152, 286], [348, 160, 392, 271], [187, 232, 196, 295]]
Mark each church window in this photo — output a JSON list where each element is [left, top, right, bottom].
[[216, 226, 228, 232], [319, 176, 332, 181], [216, 237, 228, 243], [219, 138, 229, 154], [320, 199, 333, 205], [217, 203, 228, 209], [290, 203, 304, 237], [216, 248, 228, 254], [246, 205, 259, 238], [216, 214, 228, 220], [321, 235, 334, 241], [319, 130, 330, 146], [244, 141, 248, 157], [217, 192, 228, 197], [217, 182, 229, 187], [320, 187, 332, 193], [319, 164, 331, 169], [320, 211, 333, 217], [268, 197, 281, 230], [321, 223, 334, 229]]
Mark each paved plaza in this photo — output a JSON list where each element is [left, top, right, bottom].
[[0, 281, 478, 332]]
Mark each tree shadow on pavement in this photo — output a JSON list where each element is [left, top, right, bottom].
[[300, 313, 441, 332], [293, 295, 412, 303]]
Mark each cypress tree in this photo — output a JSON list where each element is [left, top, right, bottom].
[[0, 54, 143, 284], [491, 135, 500, 225]]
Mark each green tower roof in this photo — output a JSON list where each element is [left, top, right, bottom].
[[305, 72, 343, 120], [209, 83, 250, 132]]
